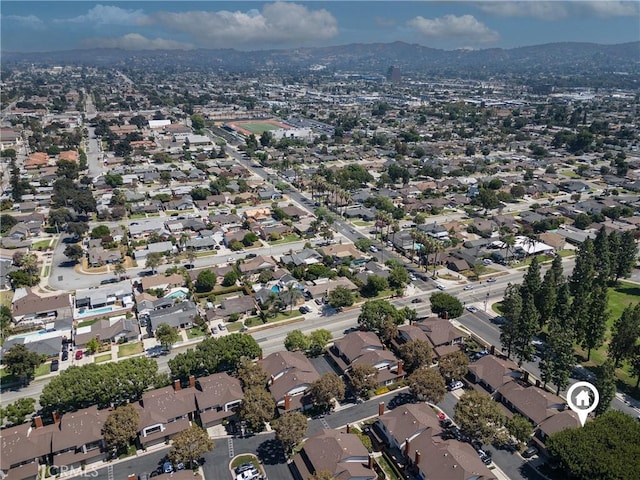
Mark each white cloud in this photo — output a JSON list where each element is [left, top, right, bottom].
[[61, 4, 145, 25], [476, 1, 567, 20], [148, 2, 338, 48], [408, 14, 499, 43], [476, 1, 639, 19], [2, 14, 45, 29], [82, 33, 193, 50]]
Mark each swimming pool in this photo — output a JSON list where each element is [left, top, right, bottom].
[[77, 306, 115, 318], [10, 329, 47, 339], [271, 285, 281, 293], [165, 288, 188, 299]]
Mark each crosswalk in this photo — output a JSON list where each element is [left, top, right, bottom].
[[228, 438, 234, 458]]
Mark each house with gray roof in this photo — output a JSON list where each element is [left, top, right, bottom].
[[148, 301, 198, 332]]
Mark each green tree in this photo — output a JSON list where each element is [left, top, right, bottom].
[[361, 274, 388, 297], [2, 398, 35, 425], [235, 357, 268, 389], [398, 339, 433, 373], [145, 252, 163, 274], [348, 364, 377, 399], [308, 329, 332, 356], [222, 270, 238, 287], [86, 337, 100, 355], [594, 359, 617, 416], [454, 391, 506, 444], [195, 269, 217, 293], [609, 304, 640, 366], [0, 213, 17, 234], [238, 387, 275, 433], [0, 305, 12, 340], [512, 290, 538, 366], [546, 411, 640, 480], [438, 350, 470, 381], [272, 411, 308, 456], [63, 244, 84, 263], [429, 292, 464, 319], [168, 425, 214, 468], [284, 330, 310, 352], [4, 344, 44, 385], [327, 286, 354, 308], [155, 323, 180, 350], [309, 372, 345, 408], [506, 414, 534, 445], [90, 224, 110, 239], [540, 317, 575, 395], [66, 221, 89, 238], [581, 280, 608, 361], [190, 114, 206, 131], [388, 266, 409, 290], [357, 299, 400, 333], [615, 231, 638, 281], [407, 368, 446, 403], [103, 404, 139, 454]]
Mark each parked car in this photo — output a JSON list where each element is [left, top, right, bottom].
[[448, 380, 464, 391], [50, 360, 59, 372], [184, 264, 195, 269], [477, 449, 492, 465], [299, 306, 311, 314], [235, 464, 255, 475], [411, 298, 423, 303], [440, 418, 453, 428], [482, 258, 493, 265], [245, 253, 257, 259], [162, 462, 173, 474], [369, 245, 378, 253], [211, 326, 218, 334], [100, 278, 117, 285], [75, 350, 83, 360], [522, 446, 539, 458], [218, 323, 226, 331], [61, 351, 69, 361]]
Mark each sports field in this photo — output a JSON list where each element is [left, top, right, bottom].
[[227, 119, 291, 136]]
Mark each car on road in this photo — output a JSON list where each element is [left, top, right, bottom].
[[486, 277, 497, 283], [218, 323, 226, 331], [369, 245, 378, 253], [491, 315, 506, 325], [100, 278, 117, 285], [240, 327, 249, 332], [50, 359, 59, 372], [463, 285, 474, 291], [436, 284, 446, 290], [411, 298, 423, 303], [162, 462, 173, 474], [245, 253, 257, 259], [448, 380, 464, 391], [227, 257, 234, 262], [75, 350, 83, 360], [184, 264, 195, 269], [466, 306, 478, 313]]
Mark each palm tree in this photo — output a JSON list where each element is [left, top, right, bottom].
[[431, 240, 444, 278], [501, 233, 516, 265], [284, 282, 303, 313]]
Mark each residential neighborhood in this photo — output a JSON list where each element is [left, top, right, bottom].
[[1, 6, 640, 480]]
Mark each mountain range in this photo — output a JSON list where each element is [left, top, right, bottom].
[[3, 41, 639, 81]]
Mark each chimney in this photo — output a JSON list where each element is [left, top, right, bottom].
[[414, 450, 421, 466], [34, 416, 43, 428], [189, 375, 196, 388], [368, 454, 374, 470], [490, 345, 495, 355], [397, 361, 404, 377], [346, 424, 350, 433], [52, 411, 60, 424], [404, 438, 410, 457], [284, 394, 291, 411], [174, 379, 181, 391], [378, 401, 385, 417], [523, 371, 530, 383]]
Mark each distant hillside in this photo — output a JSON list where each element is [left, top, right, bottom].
[[3, 41, 639, 82]]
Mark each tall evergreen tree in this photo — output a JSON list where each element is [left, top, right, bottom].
[[615, 231, 638, 281], [541, 318, 576, 395], [499, 283, 522, 359], [593, 227, 610, 282], [607, 231, 621, 282], [569, 238, 596, 297], [581, 279, 608, 361], [513, 290, 539, 366], [594, 359, 616, 416], [608, 304, 640, 367], [554, 283, 573, 330], [537, 266, 559, 328], [522, 256, 541, 298]]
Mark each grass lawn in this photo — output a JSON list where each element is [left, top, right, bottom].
[[0, 290, 13, 307], [35, 363, 51, 377], [269, 234, 301, 245], [244, 311, 303, 327], [351, 221, 372, 227], [118, 342, 143, 358], [77, 319, 100, 328], [94, 354, 112, 363], [560, 169, 581, 179], [226, 322, 243, 332], [187, 326, 208, 339], [32, 239, 52, 250], [558, 249, 575, 258], [43, 265, 50, 277], [129, 213, 147, 219], [0, 369, 17, 386], [231, 454, 260, 470]]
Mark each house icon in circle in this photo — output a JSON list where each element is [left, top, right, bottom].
[[575, 389, 591, 408]]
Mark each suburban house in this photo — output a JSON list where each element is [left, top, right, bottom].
[[148, 301, 198, 332], [412, 318, 466, 358], [374, 403, 442, 453], [238, 256, 277, 276], [329, 331, 404, 387], [206, 296, 256, 321], [496, 382, 567, 427], [0, 421, 52, 480], [11, 288, 73, 327], [196, 373, 244, 428], [136, 380, 196, 449], [74, 318, 141, 348], [138, 273, 185, 293], [291, 429, 378, 480], [260, 351, 320, 411], [467, 355, 522, 394], [533, 410, 580, 454]]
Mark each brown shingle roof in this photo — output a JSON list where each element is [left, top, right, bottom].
[[498, 383, 565, 425], [333, 331, 383, 365], [196, 373, 244, 411], [378, 403, 441, 447], [52, 406, 109, 453], [468, 355, 520, 392], [260, 351, 320, 405], [12, 288, 72, 318]]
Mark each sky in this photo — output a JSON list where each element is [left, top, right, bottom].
[[1, 1, 639, 52]]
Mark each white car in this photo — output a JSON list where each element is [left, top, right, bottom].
[[466, 306, 478, 313], [436, 284, 446, 291], [369, 246, 378, 253], [449, 381, 464, 391], [463, 285, 474, 291]]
